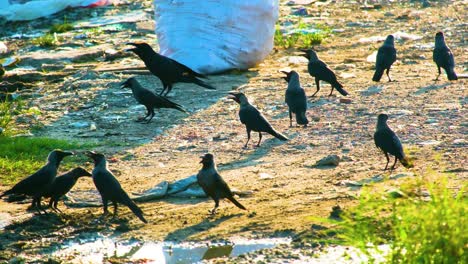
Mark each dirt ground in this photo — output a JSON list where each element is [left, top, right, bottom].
[[0, 0, 466, 262]]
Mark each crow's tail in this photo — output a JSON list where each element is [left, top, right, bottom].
[[227, 196, 247, 210], [372, 67, 384, 82], [446, 68, 458, 81], [332, 81, 349, 96], [193, 78, 216, 90], [296, 111, 309, 125], [269, 129, 288, 141], [124, 197, 148, 223]]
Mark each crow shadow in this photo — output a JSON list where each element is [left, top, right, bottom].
[[218, 133, 297, 171], [164, 213, 241, 241], [414, 83, 450, 95]]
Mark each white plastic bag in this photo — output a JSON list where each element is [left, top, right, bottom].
[[0, 0, 114, 21], [154, 0, 279, 74]]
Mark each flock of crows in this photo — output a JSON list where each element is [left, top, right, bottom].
[[0, 31, 459, 223]]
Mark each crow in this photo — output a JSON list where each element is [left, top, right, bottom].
[[197, 153, 246, 214], [433, 32, 458, 81], [121, 77, 187, 123], [374, 114, 412, 171], [301, 49, 349, 96], [0, 150, 74, 214], [85, 151, 147, 223], [372, 35, 397, 82], [228, 92, 288, 148], [282, 70, 309, 127], [44, 167, 92, 212], [126, 42, 216, 96]]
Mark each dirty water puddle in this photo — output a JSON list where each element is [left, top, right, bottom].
[[52, 234, 291, 263]]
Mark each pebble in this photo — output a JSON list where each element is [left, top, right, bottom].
[[69, 121, 89, 128], [0, 41, 7, 54], [315, 155, 340, 167], [339, 98, 352, 104]]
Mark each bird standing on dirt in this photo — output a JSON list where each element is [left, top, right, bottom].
[[85, 151, 147, 223], [43, 167, 92, 212], [301, 49, 348, 97], [0, 150, 74, 214], [433, 32, 458, 81], [126, 42, 216, 96], [282, 70, 309, 127], [228, 92, 288, 148], [121, 77, 187, 123], [374, 114, 412, 171], [197, 153, 247, 214], [372, 35, 397, 82]]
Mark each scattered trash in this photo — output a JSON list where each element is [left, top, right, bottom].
[[259, 172, 274, 180], [0, 42, 7, 54], [417, 140, 442, 146], [0, 0, 117, 21], [0, 57, 20, 67], [366, 51, 378, 63], [359, 32, 423, 43], [74, 10, 150, 28]]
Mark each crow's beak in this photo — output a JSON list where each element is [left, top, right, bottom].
[[84, 151, 94, 158], [227, 94, 239, 103], [199, 156, 205, 163], [120, 81, 128, 89], [58, 151, 74, 157], [125, 43, 137, 52]]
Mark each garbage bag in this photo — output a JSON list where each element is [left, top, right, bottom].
[[154, 0, 279, 74]]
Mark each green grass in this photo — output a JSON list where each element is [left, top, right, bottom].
[[274, 21, 332, 49], [31, 33, 59, 47], [0, 136, 97, 185], [49, 16, 74, 33], [336, 171, 467, 263], [0, 98, 26, 134]]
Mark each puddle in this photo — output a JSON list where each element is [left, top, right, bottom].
[[52, 234, 290, 263]]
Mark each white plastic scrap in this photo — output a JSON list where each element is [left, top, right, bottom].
[[154, 0, 279, 74]]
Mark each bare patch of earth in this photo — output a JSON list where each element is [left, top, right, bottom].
[[0, 0, 466, 262]]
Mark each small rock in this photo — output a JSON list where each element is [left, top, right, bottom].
[[315, 154, 340, 167], [339, 98, 352, 104], [0, 41, 8, 54], [259, 172, 274, 180], [89, 122, 97, 131], [69, 121, 89, 128]]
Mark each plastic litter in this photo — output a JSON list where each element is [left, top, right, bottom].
[[0, 0, 115, 21], [154, 0, 279, 74]]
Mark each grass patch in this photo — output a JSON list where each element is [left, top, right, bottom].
[[0, 136, 98, 185], [0, 97, 26, 134], [274, 21, 332, 49], [336, 171, 467, 263], [31, 33, 60, 47], [50, 17, 74, 33]]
